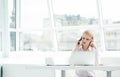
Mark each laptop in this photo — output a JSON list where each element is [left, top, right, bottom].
[[69, 51, 95, 66]]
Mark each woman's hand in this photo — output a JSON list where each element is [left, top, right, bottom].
[[89, 41, 96, 49]]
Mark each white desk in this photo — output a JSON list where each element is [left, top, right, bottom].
[[25, 65, 120, 77]]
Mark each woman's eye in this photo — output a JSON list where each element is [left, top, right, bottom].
[[82, 37, 85, 39]]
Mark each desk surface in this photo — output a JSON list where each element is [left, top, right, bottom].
[[27, 65, 120, 71], [3, 64, 120, 71]]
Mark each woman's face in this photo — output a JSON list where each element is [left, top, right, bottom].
[[81, 34, 92, 47]]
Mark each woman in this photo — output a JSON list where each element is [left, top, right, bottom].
[[69, 30, 100, 77]]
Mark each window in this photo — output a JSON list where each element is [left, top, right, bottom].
[[19, 31, 55, 51], [101, 0, 120, 25], [101, 0, 120, 51], [6, 0, 120, 53], [56, 29, 101, 51], [20, 0, 50, 29], [53, 0, 101, 51], [53, 0, 98, 26], [104, 29, 120, 51], [9, 0, 16, 51], [10, 32, 16, 51]]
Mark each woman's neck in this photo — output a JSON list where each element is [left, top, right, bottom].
[[82, 45, 89, 51]]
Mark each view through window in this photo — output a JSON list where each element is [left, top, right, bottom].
[[8, 0, 120, 52]]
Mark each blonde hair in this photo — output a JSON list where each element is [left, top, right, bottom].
[[82, 30, 94, 39]]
